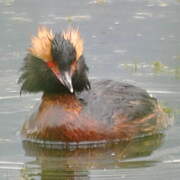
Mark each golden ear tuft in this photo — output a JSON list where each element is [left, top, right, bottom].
[[62, 28, 84, 60], [29, 26, 54, 62]]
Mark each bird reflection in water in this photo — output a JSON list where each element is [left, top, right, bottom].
[[21, 134, 164, 179]]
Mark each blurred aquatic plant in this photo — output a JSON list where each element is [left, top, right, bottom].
[[96, 0, 106, 3], [133, 61, 138, 72], [122, 60, 140, 73], [174, 67, 180, 79], [121, 60, 180, 79], [152, 61, 167, 73], [66, 16, 73, 24], [161, 104, 174, 117], [57, 15, 91, 23], [0, 0, 14, 6], [175, 56, 180, 61], [89, 0, 107, 4], [124, 63, 138, 72], [152, 62, 180, 79]]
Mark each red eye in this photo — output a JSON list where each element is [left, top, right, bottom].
[[47, 61, 61, 77], [47, 61, 56, 68]]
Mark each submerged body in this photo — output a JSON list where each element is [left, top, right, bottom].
[[21, 80, 168, 143], [19, 27, 169, 144]]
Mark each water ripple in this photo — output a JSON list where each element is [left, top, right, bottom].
[[148, 90, 180, 95], [0, 161, 24, 170]]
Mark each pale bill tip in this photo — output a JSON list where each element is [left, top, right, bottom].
[[70, 87, 74, 93]]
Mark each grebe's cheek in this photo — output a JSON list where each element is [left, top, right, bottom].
[[46, 61, 74, 93]]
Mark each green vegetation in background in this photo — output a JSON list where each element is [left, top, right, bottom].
[[121, 59, 180, 79], [0, 0, 14, 6], [95, 0, 107, 4], [174, 67, 180, 79], [152, 61, 167, 73], [160, 103, 174, 117]]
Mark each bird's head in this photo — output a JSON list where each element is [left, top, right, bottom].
[[19, 27, 90, 94]]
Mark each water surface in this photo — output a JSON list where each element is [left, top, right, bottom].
[[0, 0, 180, 179]]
